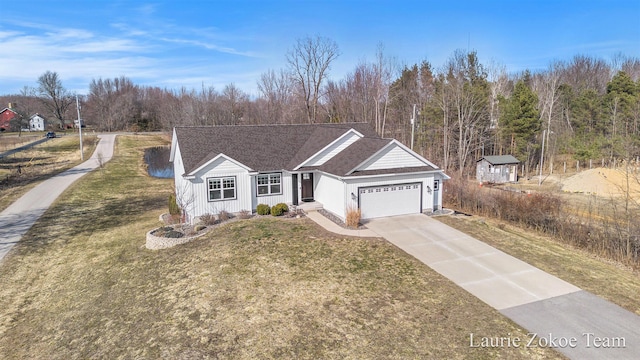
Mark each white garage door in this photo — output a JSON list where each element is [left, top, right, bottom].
[[359, 183, 422, 219]]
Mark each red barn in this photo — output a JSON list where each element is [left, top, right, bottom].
[[0, 104, 19, 131]]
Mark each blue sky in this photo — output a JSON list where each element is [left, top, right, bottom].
[[1, 0, 639, 96]]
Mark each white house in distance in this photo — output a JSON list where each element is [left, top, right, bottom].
[[29, 113, 47, 131], [170, 122, 450, 223]]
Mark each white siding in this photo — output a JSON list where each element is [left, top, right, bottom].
[[357, 144, 425, 171], [314, 173, 346, 219], [251, 172, 293, 209], [301, 131, 361, 167], [188, 157, 251, 220], [172, 143, 196, 222]]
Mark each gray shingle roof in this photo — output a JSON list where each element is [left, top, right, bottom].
[[478, 155, 520, 165], [315, 137, 391, 176], [175, 123, 380, 175]]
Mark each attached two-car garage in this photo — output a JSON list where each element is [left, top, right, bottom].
[[358, 183, 422, 219]]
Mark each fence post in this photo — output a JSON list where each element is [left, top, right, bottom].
[[577, 160, 579, 172], [590, 159, 592, 169], [564, 161, 566, 173]]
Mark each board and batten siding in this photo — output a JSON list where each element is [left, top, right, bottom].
[[345, 173, 436, 216], [357, 144, 425, 171], [314, 173, 346, 219], [251, 172, 293, 209], [303, 131, 361, 167], [188, 157, 251, 219], [172, 143, 198, 222]]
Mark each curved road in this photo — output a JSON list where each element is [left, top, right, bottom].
[[0, 134, 116, 263]]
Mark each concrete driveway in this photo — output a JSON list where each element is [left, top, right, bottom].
[[366, 214, 640, 360], [0, 134, 116, 263]]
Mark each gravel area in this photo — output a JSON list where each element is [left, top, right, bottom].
[[317, 208, 367, 230]]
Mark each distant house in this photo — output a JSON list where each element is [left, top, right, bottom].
[[0, 104, 19, 131], [29, 113, 47, 131], [476, 155, 520, 184]]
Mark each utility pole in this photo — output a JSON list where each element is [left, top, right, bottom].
[[410, 104, 417, 150], [76, 94, 84, 161], [538, 129, 546, 186]]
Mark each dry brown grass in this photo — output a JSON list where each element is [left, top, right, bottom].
[[345, 204, 361, 229], [437, 215, 640, 316], [0, 135, 561, 359], [0, 133, 42, 152], [0, 135, 97, 212]]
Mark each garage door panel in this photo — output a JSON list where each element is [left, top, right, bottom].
[[359, 183, 421, 219]]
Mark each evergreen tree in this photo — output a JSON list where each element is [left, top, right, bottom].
[[499, 71, 541, 159]]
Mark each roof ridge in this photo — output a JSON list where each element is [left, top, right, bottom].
[[173, 122, 371, 129]]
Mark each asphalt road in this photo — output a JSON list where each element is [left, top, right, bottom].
[[0, 134, 116, 263], [367, 214, 640, 360]]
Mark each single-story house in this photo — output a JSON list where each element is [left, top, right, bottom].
[[29, 113, 47, 131], [476, 155, 520, 184], [170, 123, 450, 223]]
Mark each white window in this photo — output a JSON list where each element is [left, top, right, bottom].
[[208, 177, 236, 201], [257, 173, 282, 195]]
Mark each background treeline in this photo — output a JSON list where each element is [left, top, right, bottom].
[[2, 37, 639, 177]]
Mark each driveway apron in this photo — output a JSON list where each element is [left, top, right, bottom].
[[366, 214, 640, 360], [0, 134, 116, 263]]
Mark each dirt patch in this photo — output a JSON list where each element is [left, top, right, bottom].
[[561, 167, 640, 197]]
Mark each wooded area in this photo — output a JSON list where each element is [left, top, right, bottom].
[[2, 37, 639, 177]]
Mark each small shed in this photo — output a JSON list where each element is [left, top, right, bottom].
[[476, 155, 520, 184]]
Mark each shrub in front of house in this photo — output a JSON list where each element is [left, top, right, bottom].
[[218, 210, 230, 222], [168, 194, 180, 215], [238, 209, 251, 219], [345, 205, 361, 229], [257, 204, 271, 215], [271, 203, 289, 216], [199, 213, 216, 225]]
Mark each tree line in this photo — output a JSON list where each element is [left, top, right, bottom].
[[2, 36, 639, 176]]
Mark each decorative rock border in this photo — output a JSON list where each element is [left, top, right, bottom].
[[145, 228, 208, 250], [147, 211, 306, 250]]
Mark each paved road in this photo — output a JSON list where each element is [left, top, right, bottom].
[[0, 134, 116, 263], [366, 214, 640, 360]]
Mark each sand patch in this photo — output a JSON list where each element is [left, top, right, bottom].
[[561, 167, 640, 197]]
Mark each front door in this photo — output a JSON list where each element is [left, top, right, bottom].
[[301, 173, 314, 201], [292, 174, 299, 205]]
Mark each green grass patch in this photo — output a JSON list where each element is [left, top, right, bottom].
[[0, 135, 561, 359]]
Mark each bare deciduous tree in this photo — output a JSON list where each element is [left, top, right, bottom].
[[287, 36, 340, 123], [37, 71, 73, 129], [258, 69, 293, 123]]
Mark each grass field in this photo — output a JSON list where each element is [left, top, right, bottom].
[[0, 134, 97, 212], [437, 215, 640, 316], [0, 135, 562, 359]]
